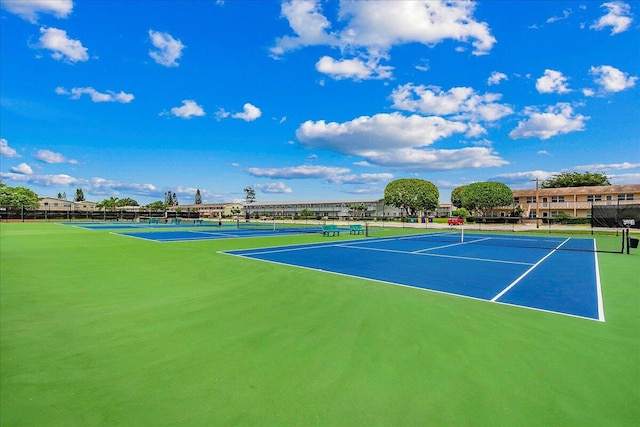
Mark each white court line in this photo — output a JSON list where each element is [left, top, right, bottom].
[[490, 238, 570, 302], [593, 239, 606, 322]]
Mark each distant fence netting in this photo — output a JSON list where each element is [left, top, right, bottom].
[[591, 204, 640, 229]]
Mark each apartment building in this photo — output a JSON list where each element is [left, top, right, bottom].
[[507, 184, 640, 219]]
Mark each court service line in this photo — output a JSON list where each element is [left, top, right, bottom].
[[593, 240, 606, 322], [338, 244, 534, 266], [490, 237, 570, 302]]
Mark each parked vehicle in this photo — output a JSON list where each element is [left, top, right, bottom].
[[447, 217, 464, 225]]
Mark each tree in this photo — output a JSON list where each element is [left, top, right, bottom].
[[459, 182, 513, 217], [452, 207, 470, 218], [116, 198, 139, 207], [145, 200, 165, 211], [450, 185, 466, 208], [57, 192, 63, 199], [96, 197, 118, 211], [0, 182, 40, 209], [244, 186, 256, 218], [194, 189, 202, 205], [541, 172, 610, 188], [74, 188, 85, 202], [165, 191, 174, 206], [383, 178, 439, 217]]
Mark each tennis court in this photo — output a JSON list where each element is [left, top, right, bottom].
[[115, 224, 324, 242], [223, 231, 606, 321]]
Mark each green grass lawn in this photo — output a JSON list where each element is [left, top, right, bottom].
[[1, 222, 638, 426]]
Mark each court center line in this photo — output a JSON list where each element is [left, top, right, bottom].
[[490, 237, 570, 302]]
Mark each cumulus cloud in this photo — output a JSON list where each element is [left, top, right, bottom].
[[148, 30, 185, 67], [574, 162, 640, 170], [487, 71, 508, 86], [609, 173, 640, 185], [1, 138, 21, 158], [10, 163, 33, 175], [328, 173, 394, 185], [509, 103, 588, 140], [1, 0, 73, 23], [37, 27, 88, 63], [590, 1, 633, 35], [165, 100, 205, 119], [247, 165, 350, 180], [390, 84, 513, 122], [232, 103, 262, 121], [490, 170, 557, 185], [254, 182, 293, 194], [272, 0, 495, 80], [35, 149, 78, 164], [589, 65, 637, 93], [315, 55, 393, 80], [535, 69, 571, 94], [55, 86, 134, 103], [296, 113, 507, 170], [1, 171, 80, 186]]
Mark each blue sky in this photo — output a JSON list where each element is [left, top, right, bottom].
[[1, 0, 638, 205]]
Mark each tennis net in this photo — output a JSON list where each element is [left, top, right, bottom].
[[391, 227, 627, 254], [237, 220, 321, 234]]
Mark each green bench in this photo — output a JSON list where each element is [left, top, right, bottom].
[[349, 224, 365, 235], [192, 219, 203, 225], [322, 225, 340, 236], [147, 218, 160, 224]]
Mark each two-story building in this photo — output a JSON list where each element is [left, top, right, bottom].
[[508, 184, 640, 219]]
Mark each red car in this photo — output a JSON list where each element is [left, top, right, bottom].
[[447, 217, 464, 225]]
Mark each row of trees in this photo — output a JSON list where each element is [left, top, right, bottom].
[[382, 172, 610, 219], [382, 179, 513, 218]]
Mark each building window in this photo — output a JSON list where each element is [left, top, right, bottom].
[[513, 197, 520, 203], [587, 195, 602, 202], [551, 196, 565, 202], [618, 194, 634, 201], [526, 196, 536, 203], [528, 212, 537, 218]]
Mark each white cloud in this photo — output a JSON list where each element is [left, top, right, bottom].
[[247, 165, 350, 179], [148, 30, 185, 67], [1, 0, 72, 23], [1, 171, 80, 186], [335, 1, 496, 55], [215, 108, 230, 120], [167, 100, 205, 119], [535, 69, 571, 94], [270, 0, 338, 57], [56, 86, 134, 103], [328, 173, 394, 185], [232, 103, 262, 121], [574, 162, 640, 170], [609, 173, 640, 185], [10, 163, 33, 175], [589, 65, 637, 93], [582, 88, 596, 97], [254, 182, 293, 194], [490, 170, 557, 185], [509, 103, 588, 140], [537, 150, 551, 156], [1, 138, 21, 158], [272, 0, 495, 80], [296, 113, 507, 170], [590, 1, 633, 35], [35, 149, 78, 164], [37, 27, 88, 63], [315, 55, 393, 80], [487, 71, 508, 86], [390, 84, 513, 122], [547, 9, 572, 23]]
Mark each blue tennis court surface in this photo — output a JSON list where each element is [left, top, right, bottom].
[[115, 227, 321, 242], [61, 221, 226, 231], [222, 232, 605, 321]]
